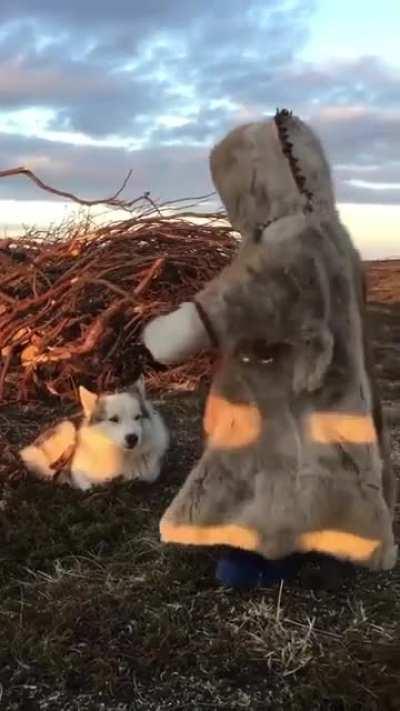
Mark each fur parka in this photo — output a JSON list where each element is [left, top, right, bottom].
[[143, 111, 397, 570]]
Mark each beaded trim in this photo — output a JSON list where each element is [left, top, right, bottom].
[[274, 108, 314, 214]]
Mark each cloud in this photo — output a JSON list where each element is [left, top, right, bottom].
[[0, 0, 314, 137], [310, 106, 400, 203], [0, 133, 211, 203], [205, 56, 400, 114], [312, 106, 400, 163], [0, 31, 182, 137], [0, 0, 399, 207], [1, 106, 399, 208]]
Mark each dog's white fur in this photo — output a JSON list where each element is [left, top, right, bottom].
[[20, 377, 169, 491]]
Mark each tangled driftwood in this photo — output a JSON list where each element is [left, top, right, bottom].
[[0, 166, 238, 402], [2, 165, 397, 405]]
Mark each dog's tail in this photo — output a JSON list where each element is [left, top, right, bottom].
[[19, 420, 77, 481]]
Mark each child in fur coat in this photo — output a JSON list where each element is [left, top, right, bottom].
[[143, 110, 397, 588]]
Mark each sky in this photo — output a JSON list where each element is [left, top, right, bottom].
[[0, 0, 399, 258]]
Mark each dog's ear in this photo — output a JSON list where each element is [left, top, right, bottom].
[[79, 386, 98, 419], [134, 374, 146, 398]]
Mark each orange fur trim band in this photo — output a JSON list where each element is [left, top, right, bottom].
[[160, 521, 381, 564], [203, 393, 262, 449], [297, 530, 380, 560], [307, 412, 377, 444], [160, 521, 261, 550]]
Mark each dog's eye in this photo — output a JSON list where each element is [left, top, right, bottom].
[[109, 415, 120, 423], [134, 414, 142, 421]]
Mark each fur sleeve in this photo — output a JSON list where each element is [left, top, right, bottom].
[[142, 302, 214, 365], [195, 235, 334, 392]]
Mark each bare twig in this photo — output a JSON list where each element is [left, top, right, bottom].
[[0, 346, 14, 401], [0, 166, 141, 210], [134, 257, 166, 297], [0, 166, 220, 217], [35, 299, 131, 363]]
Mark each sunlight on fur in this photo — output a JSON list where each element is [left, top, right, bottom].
[[20, 420, 76, 479], [203, 394, 262, 448], [307, 412, 377, 444], [19, 377, 169, 491]]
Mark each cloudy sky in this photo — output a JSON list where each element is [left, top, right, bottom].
[[0, 0, 399, 257]]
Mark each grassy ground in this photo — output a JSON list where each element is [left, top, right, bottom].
[[1, 304, 400, 711]]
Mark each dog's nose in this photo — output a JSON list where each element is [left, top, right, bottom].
[[125, 433, 138, 449]]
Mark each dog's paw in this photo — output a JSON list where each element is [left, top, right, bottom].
[[128, 456, 161, 484], [70, 470, 94, 491], [138, 470, 161, 484], [136, 466, 161, 484]]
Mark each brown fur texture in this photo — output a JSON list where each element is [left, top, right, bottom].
[[148, 114, 397, 570]]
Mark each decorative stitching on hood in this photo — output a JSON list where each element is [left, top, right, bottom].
[[274, 108, 314, 215]]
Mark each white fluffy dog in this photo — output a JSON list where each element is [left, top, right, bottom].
[[19, 377, 169, 491]]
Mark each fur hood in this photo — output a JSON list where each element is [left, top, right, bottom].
[[209, 110, 336, 239]]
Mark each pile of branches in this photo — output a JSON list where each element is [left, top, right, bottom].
[[0, 206, 236, 403]]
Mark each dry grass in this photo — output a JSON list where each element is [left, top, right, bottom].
[[0, 276, 400, 709]]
